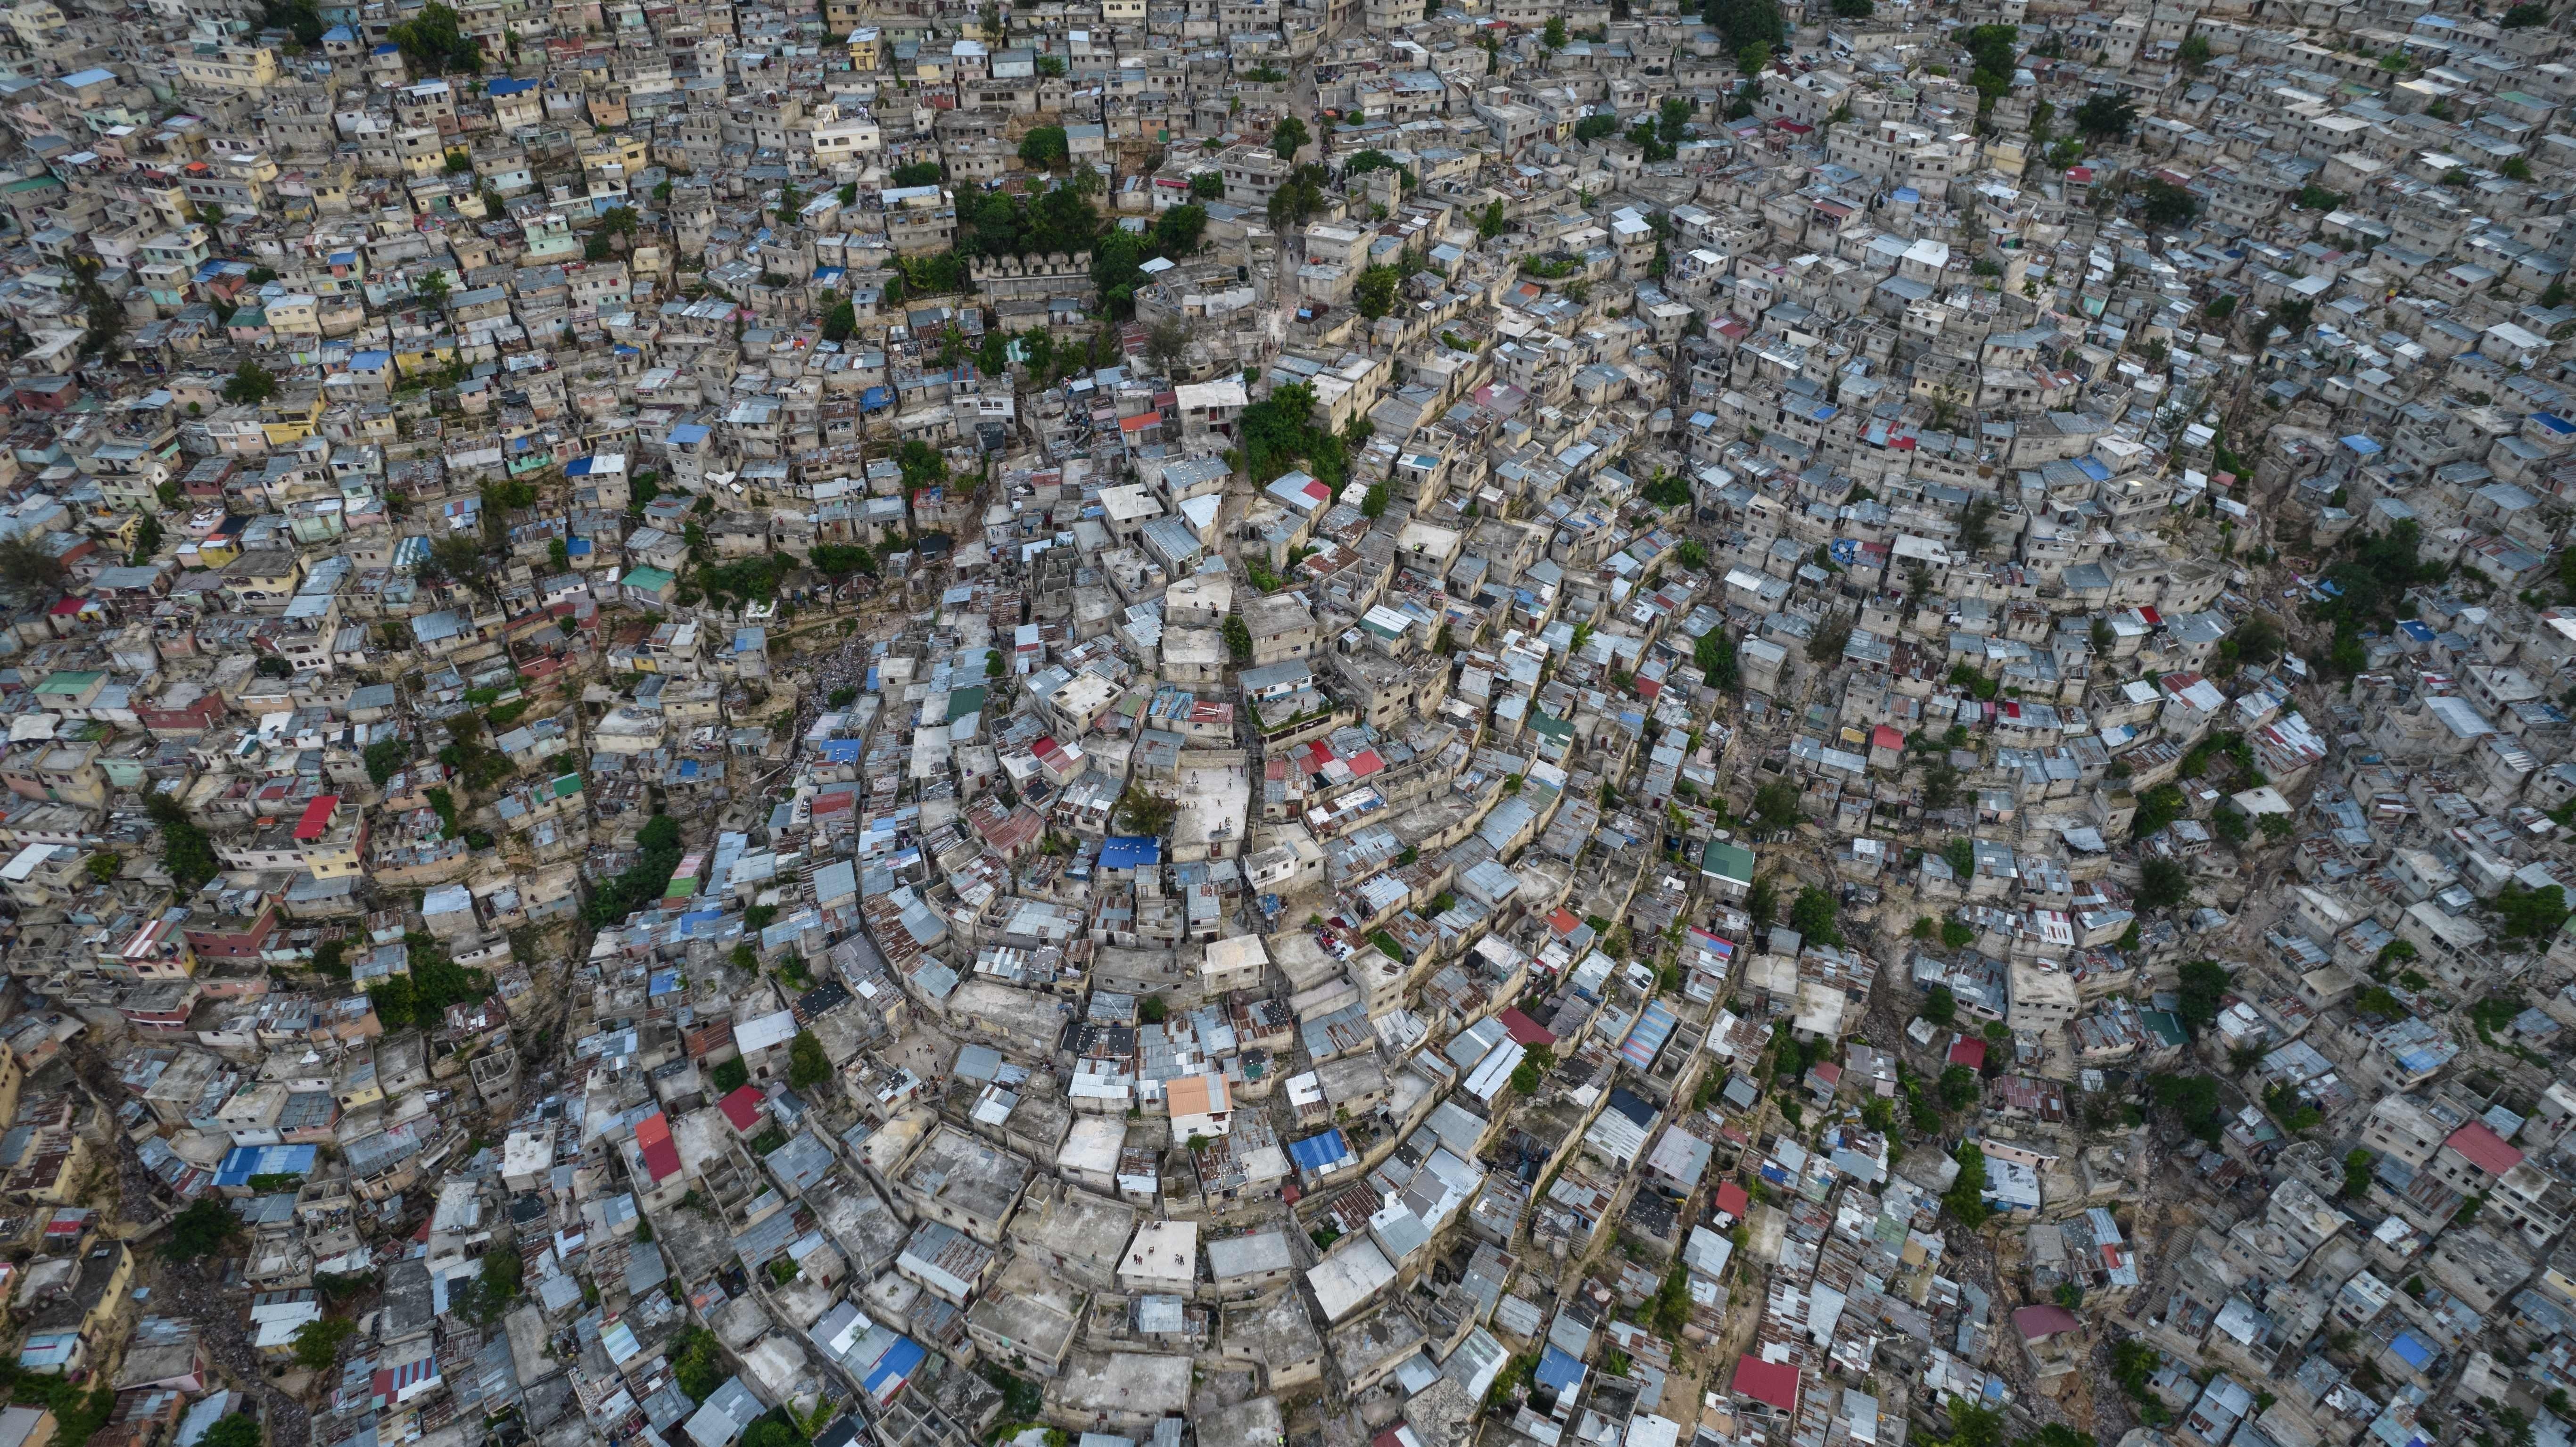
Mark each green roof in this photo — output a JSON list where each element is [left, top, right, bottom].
[[2143, 1010, 2189, 1049], [624, 565, 675, 591], [33, 671, 103, 696], [1528, 710, 1575, 742], [947, 684, 988, 721], [549, 773, 582, 799], [1700, 839, 1756, 884]]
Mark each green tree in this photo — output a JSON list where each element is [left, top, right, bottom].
[[386, 0, 481, 73], [222, 361, 280, 405], [2504, 1, 2549, 24], [1943, 1142, 1990, 1226], [1695, 628, 1737, 690], [1543, 16, 1567, 48], [1354, 264, 1401, 319], [2148, 1072, 2226, 1145], [0, 535, 63, 602], [2493, 882, 2570, 941], [1753, 781, 1804, 830], [364, 738, 412, 786], [1922, 985, 1957, 1026], [2176, 959, 2232, 1035], [1702, 0, 1785, 54], [670, 1325, 727, 1401], [2139, 179, 2197, 228], [146, 791, 219, 894], [2072, 93, 2138, 140], [292, 1316, 359, 1372], [202, 1416, 264, 1447], [1787, 886, 1841, 946], [164, 1197, 240, 1260], [1017, 126, 1070, 170], [2135, 856, 2192, 911], [788, 1030, 832, 1090], [1746, 877, 1778, 930], [821, 300, 856, 343], [1271, 115, 1310, 160]]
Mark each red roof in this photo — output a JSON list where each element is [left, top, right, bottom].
[[2445, 1121, 2524, 1176], [1948, 1036, 1987, 1070], [717, 1085, 765, 1132], [1714, 1181, 1750, 1220], [633, 1112, 681, 1183], [1871, 725, 1904, 752], [1549, 908, 1582, 937], [1731, 1356, 1800, 1413], [293, 795, 340, 841], [1347, 749, 1386, 778], [2013, 1304, 2082, 1339], [1498, 1009, 1556, 1046]]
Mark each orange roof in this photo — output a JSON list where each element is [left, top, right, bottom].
[[1168, 1075, 1225, 1117]]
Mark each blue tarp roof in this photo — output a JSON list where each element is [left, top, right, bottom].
[[1100, 836, 1162, 870], [1288, 1130, 1350, 1171], [816, 740, 866, 764]]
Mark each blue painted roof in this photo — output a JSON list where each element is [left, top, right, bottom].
[[667, 423, 711, 444], [1099, 836, 1161, 870], [817, 740, 866, 764], [1288, 1130, 1349, 1170], [864, 1336, 925, 1395], [1535, 1346, 1586, 1392], [214, 1143, 318, 1186], [488, 77, 539, 96], [2389, 1330, 2434, 1368]]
